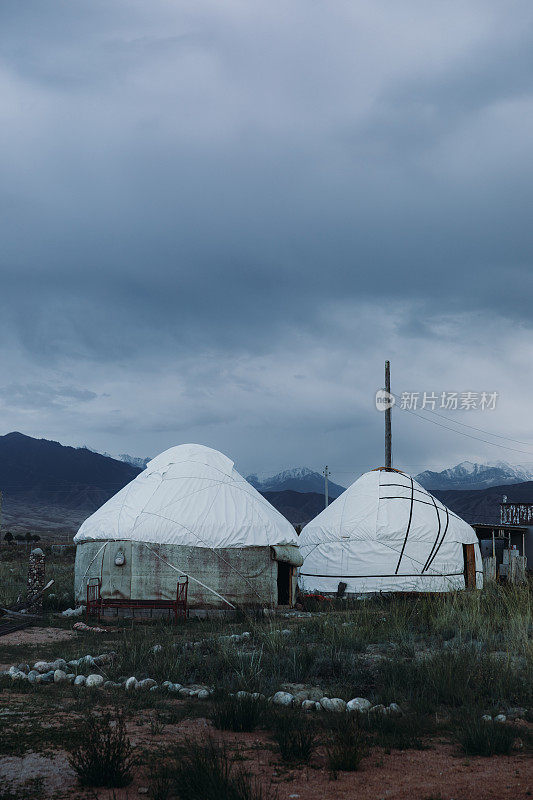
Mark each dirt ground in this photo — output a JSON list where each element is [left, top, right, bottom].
[[0, 709, 531, 800], [0, 625, 77, 670]]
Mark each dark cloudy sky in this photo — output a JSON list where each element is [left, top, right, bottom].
[[1, 0, 532, 483]]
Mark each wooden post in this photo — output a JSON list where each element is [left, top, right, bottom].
[[323, 466, 329, 508], [385, 360, 392, 469]]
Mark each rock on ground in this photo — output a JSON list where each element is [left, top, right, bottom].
[[85, 674, 104, 688], [272, 691, 295, 707], [346, 697, 372, 713]]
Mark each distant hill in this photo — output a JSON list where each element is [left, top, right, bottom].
[[0, 432, 140, 537], [249, 467, 346, 498], [416, 460, 533, 491], [261, 489, 336, 526], [432, 481, 533, 525]]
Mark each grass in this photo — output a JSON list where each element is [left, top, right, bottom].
[[360, 711, 432, 751], [0, 546, 531, 796], [270, 709, 316, 763], [211, 694, 267, 732], [326, 714, 367, 777], [68, 711, 136, 787], [455, 714, 519, 756], [152, 738, 276, 800]]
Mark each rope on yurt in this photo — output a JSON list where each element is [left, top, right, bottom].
[[394, 476, 415, 574], [136, 482, 274, 606], [140, 543, 237, 609], [421, 495, 442, 573], [423, 506, 450, 573], [75, 541, 108, 598], [299, 530, 464, 588]]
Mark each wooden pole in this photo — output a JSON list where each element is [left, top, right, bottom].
[[385, 360, 392, 469]]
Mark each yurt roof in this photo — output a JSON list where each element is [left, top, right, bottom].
[[299, 468, 478, 579], [74, 444, 299, 549]]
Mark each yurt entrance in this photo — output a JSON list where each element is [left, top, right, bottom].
[[277, 562, 292, 605], [271, 545, 303, 607]]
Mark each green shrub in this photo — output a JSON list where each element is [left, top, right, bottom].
[[211, 695, 266, 732], [270, 711, 316, 763], [167, 738, 275, 800], [456, 715, 518, 756], [68, 711, 136, 787], [326, 714, 367, 777], [361, 711, 430, 751]]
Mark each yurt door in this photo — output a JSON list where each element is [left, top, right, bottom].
[[277, 562, 292, 605], [101, 541, 132, 599], [463, 544, 476, 589]]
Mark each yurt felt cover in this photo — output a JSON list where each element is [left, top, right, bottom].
[[299, 469, 483, 593], [74, 444, 299, 549]]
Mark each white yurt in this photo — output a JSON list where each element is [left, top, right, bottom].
[[299, 468, 483, 594], [74, 444, 302, 610]]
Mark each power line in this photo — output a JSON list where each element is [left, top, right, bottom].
[[390, 393, 532, 447], [397, 405, 533, 458]]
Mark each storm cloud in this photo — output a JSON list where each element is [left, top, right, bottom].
[[1, 0, 532, 483]]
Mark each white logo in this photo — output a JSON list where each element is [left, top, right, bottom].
[[375, 390, 395, 411]]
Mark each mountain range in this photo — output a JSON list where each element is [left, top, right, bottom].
[[0, 432, 532, 536], [0, 432, 141, 537], [247, 467, 346, 498], [414, 461, 533, 491]]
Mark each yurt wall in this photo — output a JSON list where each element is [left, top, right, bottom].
[[75, 540, 302, 608]]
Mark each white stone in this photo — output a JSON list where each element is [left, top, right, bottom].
[[301, 700, 316, 712], [320, 697, 335, 711], [125, 677, 138, 691], [281, 629, 291, 636], [272, 691, 295, 707], [314, 702, 322, 711], [74, 675, 86, 686], [481, 715, 492, 722], [494, 714, 507, 723], [168, 683, 182, 693], [388, 702, 402, 716], [328, 698, 347, 712], [149, 685, 159, 693], [370, 704, 386, 715], [161, 681, 173, 689], [33, 661, 51, 674], [236, 691, 250, 698], [151, 644, 163, 654], [86, 674, 104, 688], [138, 679, 157, 690], [198, 689, 210, 700], [61, 606, 84, 617], [10, 670, 27, 681], [346, 697, 372, 713], [251, 692, 265, 700], [179, 687, 192, 697], [54, 670, 68, 683]]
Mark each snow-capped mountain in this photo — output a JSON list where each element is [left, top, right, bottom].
[[116, 453, 151, 470], [415, 461, 533, 491], [247, 467, 346, 497], [81, 446, 151, 470]]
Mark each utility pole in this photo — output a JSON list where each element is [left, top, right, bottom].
[[385, 360, 392, 470], [323, 465, 330, 507]]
